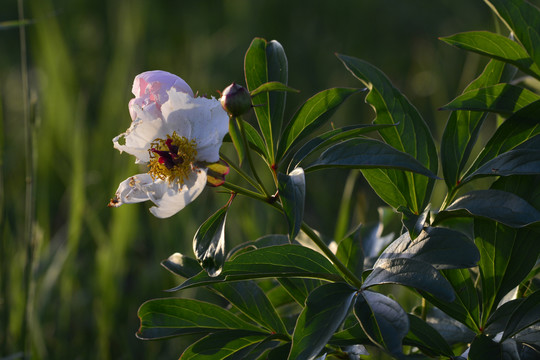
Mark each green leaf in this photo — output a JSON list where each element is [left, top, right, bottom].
[[484, 0, 540, 67], [289, 283, 356, 360], [503, 290, 540, 340], [330, 324, 371, 346], [419, 268, 481, 331], [375, 227, 480, 270], [242, 120, 271, 160], [463, 99, 540, 178], [337, 54, 438, 214], [354, 290, 409, 355], [227, 234, 289, 259], [475, 218, 540, 324], [305, 138, 439, 179], [287, 124, 396, 172], [336, 226, 364, 278], [179, 330, 269, 360], [137, 298, 263, 339], [441, 31, 540, 79], [277, 278, 323, 306], [462, 149, 540, 183], [211, 281, 288, 334], [277, 167, 305, 240], [228, 117, 246, 165], [170, 245, 343, 291], [435, 189, 540, 228], [440, 59, 514, 190], [267, 40, 289, 150], [468, 334, 501, 360], [249, 81, 298, 97], [277, 87, 360, 162], [405, 314, 454, 357], [485, 298, 524, 335], [161, 252, 202, 278], [399, 205, 430, 240], [363, 258, 455, 302], [441, 84, 540, 114], [193, 205, 228, 277], [245, 37, 273, 160]]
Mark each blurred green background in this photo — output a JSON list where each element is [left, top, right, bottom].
[[0, 0, 500, 358]]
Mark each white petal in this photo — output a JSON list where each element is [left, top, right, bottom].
[[109, 174, 160, 205], [132, 70, 193, 103], [162, 90, 229, 163], [149, 168, 208, 218], [113, 109, 169, 164]]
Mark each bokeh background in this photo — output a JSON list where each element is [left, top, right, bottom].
[[0, 0, 506, 358]]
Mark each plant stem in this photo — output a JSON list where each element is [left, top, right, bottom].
[[300, 222, 364, 289], [235, 116, 271, 198], [440, 186, 459, 211], [221, 181, 274, 205], [220, 151, 263, 193]]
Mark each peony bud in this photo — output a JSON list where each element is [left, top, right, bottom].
[[220, 82, 252, 117]]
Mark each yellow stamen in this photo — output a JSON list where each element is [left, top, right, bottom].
[[147, 131, 197, 184]]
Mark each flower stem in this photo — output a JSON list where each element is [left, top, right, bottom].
[[221, 181, 274, 205], [235, 116, 271, 198], [220, 152, 263, 193], [300, 222, 364, 289]]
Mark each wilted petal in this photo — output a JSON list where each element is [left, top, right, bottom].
[[149, 168, 208, 218]]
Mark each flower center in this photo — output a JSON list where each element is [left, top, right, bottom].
[[148, 131, 197, 184]]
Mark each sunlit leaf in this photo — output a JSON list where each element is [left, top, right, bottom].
[[267, 40, 289, 151], [277, 87, 360, 162], [305, 138, 438, 179], [170, 245, 343, 291], [161, 252, 202, 278], [250, 81, 298, 97], [193, 205, 228, 277], [441, 31, 540, 79], [337, 54, 438, 214], [228, 117, 246, 165], [336, 226, 364, 278], [440, 59, 514, 190], [137, 298, 263, 339], [354, 290, 409, 355], [278, 167, 305, 240], [363, 258, 455, 301], [441, 83, 540, 114], [289, 283, 356, 360], [211, 281, 288, 334]]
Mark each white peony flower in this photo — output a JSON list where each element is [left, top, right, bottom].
[[109, 71, 229, 218]]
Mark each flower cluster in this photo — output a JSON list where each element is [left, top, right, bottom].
[[109, 71, 229, 218]]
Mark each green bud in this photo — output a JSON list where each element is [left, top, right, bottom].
[[220, 82, 252, 117]]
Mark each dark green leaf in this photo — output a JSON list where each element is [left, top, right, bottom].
[[289, 283, 356, 360], [266, 40, 289, 145], [336, 226, 364, 278], [330, 323, 371, 346], [193, 206, 228, 277], [227, 234, 289, 260], [462, 149, 540, 183], [212, 281, 287, 334], [242, 120, 271, 160], [137, 298, 262, 339], [363, 258, 455, 301], [337, 54, 438, 214], [161, 252, 202, 278], [436, 189, 540, 228], [441, 31, 540, 79], [419, 268, 481, 332], [399, 205, 430, 240], [484, 0, 540, 68], [464, 100, 540, 178], [375, 226, 480, 270], [354, 290, 409, 355], [277, 87, 360, 161], [277, 278, 323, 307], [425, 308, 476, 345], [278, 168, 305, 240], [485, 298, 524, 336], [441, 83, 540, 114], [170, 245, 343, 291], [180, 330, 269, 360], [405, 314, 454, 357], [474, 218, 540, 324], [287, 124, 395, 172], [250, 81, 298, 97], [440, 59, 513, 190], [245, 37, 273, 161], [503, 290, 540, 340], [305, 138, 438, 179], [468, 334, 501, 360]]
